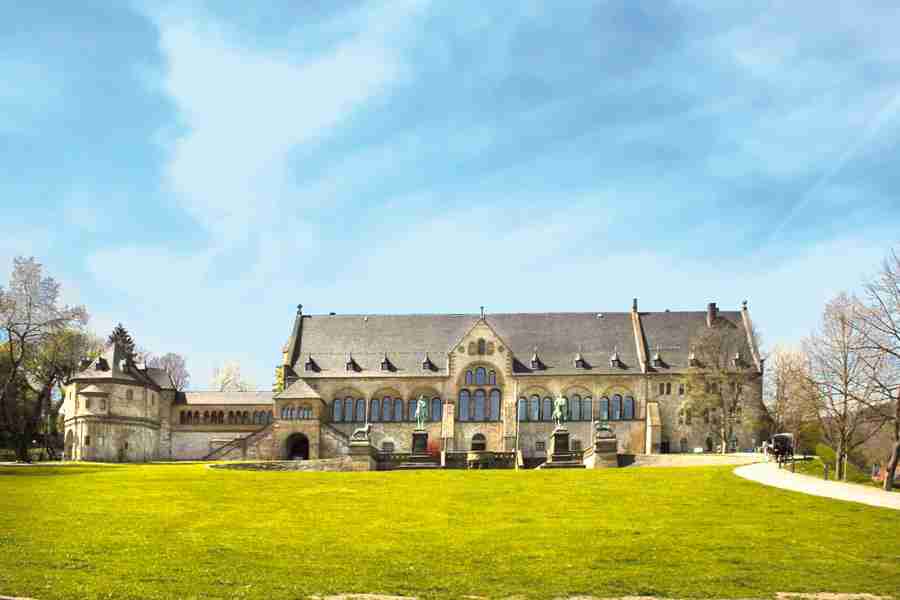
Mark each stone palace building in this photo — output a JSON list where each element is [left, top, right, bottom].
[[62, 300, 765, 467]]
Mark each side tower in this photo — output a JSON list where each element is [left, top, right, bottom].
[[62, 325, 175, 462]]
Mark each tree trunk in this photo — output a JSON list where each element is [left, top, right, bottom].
[[884, 440, 899, 492], [836, 438, 845, 481], [14, 431, 31, 463]]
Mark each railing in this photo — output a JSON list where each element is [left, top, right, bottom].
[[202, 424, 272, 461]]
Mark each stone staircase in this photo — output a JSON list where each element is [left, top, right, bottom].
[[203, 424, 273, 461], [319, 423, 350, 456]]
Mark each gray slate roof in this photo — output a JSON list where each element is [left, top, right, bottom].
[[73, 344, 174, 389], [290, 309, 754, 376], [176, 391, 274, 406]]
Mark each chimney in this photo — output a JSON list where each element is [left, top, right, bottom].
[[632, 298, 638, 313], [706, 302, 718, 327]]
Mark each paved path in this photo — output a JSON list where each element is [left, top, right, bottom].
[[734, 461, 900, 511]]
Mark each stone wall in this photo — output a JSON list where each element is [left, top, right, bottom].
[[171, 431, 249, 460]]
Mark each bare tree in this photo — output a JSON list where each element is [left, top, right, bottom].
[[211, 361, 255, 392], [686, 321, 763, 454], [764, 345, 817, 448], [0, 257, 88, 461], [852, 249, 900, 490], [804, 293, 886, 481], [147, 352, 190, 391]]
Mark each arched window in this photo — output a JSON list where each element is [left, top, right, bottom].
[[611, 395, 622, 420], [569, 394, 581, 421], [529, 395, 540, 421], [180, 411, 185, 424], [407, 399, 416, 422], [370, 399, 380, 422], [227, 411, 234, 424], [394, 398, 403, 422], [489, 389, 501, 421], [471, 433, 486, 451], [458, 390, 470, 422], [582, 397, 593, 421], [474, 389, 486, 420], [542, 397, 553, 422], [488, 370, 496, 385], [126, 389, 133, 402], [267, 411, 272, 423], [382, 397, 393, 422], [344, 397, 353, 422], [431, 397, 442, 422], [332, 400, 342, 422], [685, 408, 692, 425], [478, 339, 486, 355], [244, 411, 250, 424], [475, 367, 486, 385], [624, 396, 635, 420], [465, 370, 474, 385], [599, 397, 609, 421], [517, 398, 527, 421], [355, 399, 365, 422]]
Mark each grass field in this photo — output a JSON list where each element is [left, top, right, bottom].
[[2, 463, 899, 600]]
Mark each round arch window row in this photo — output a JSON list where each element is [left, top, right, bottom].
[[331, 396, 444, 423], [179, 409, 272, 425], [516, 394, 637, 422]]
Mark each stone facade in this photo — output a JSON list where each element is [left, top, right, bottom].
[[64, 301, 766, 466]]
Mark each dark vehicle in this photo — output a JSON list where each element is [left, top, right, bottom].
[[769, 433, 794, 466]]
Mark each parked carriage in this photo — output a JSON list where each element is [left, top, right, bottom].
[[769, 433, 794, 466]]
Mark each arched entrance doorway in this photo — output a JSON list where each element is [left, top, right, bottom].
[[286, 433, 309, 460]]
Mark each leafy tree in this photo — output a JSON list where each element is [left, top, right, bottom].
[[0, 257, 88, 461]]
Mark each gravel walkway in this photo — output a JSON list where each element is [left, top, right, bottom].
[[734, 462, 900, 511]]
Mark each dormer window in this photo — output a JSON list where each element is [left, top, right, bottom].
[[421, 353, 435, 372], [381, 353, 393, 372], [304, 355, 318, 372], [652, 345, 664, 368], [345, 354, 359, 372], [732, 351, 744, 368], [530, 347, 543, 370], [688, 348, 700, 367], [574, 352, 587, 369], [609, 347, 621, 369]]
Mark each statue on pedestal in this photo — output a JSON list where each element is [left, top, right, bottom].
[[552, 396, 567, 428], [351, 423, 372, 442], [415, 394, 428, 429]]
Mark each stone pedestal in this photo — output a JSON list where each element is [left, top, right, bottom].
[[348, 441, 376, 471], [587, 424, 619, 468], [348, 425, 376, 471], [542, 426, 586, 469], [412, 429, 428, 455], [396, 429, 439, 470]]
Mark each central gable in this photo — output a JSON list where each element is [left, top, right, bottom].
[[449, 318, 513, 379]]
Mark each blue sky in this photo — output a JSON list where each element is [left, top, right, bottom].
[[2, 1, 899, 390]]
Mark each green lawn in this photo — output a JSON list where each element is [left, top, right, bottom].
[[2, 463, 899, 600]]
